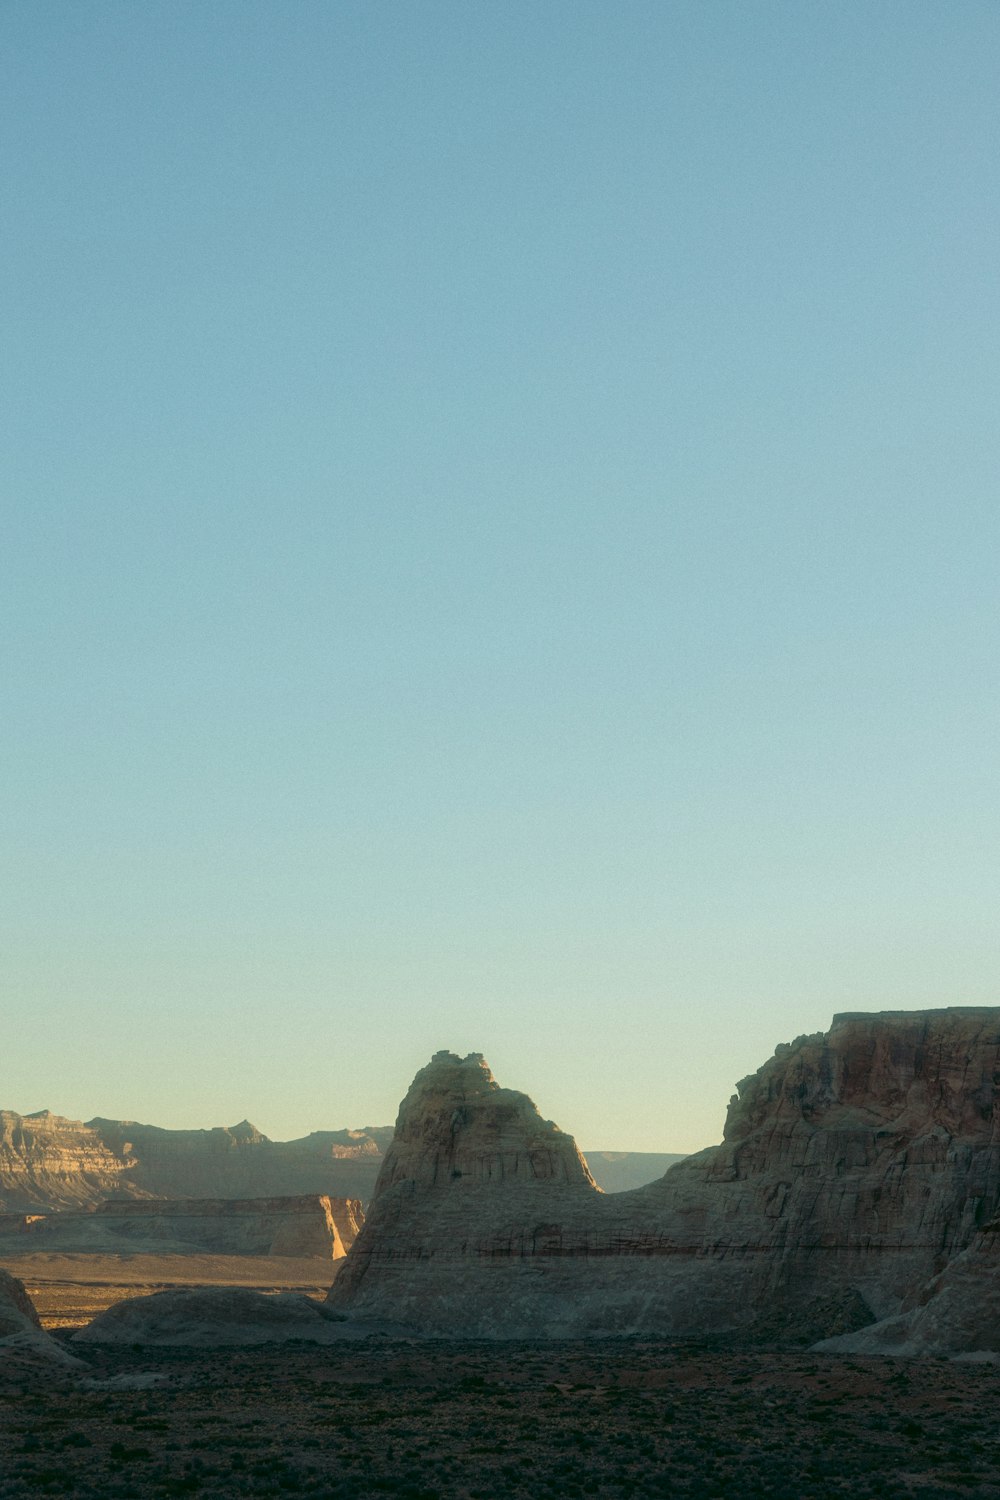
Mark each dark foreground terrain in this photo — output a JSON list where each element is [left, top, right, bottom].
[[2, 1338, 1000, 1499]]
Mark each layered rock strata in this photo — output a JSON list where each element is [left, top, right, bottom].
[[329, 1011, 1000, 1340], [0, 1111, 135, 1210], [0, 1112, 390, 1211], [0, 1195, 363, 1259]]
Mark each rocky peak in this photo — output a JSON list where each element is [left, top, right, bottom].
[[330, 1009, 1000, 1342], [372, 1050, 598, 1198], [723, 1006, 1000, 1146]]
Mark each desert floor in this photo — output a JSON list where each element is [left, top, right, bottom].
[[0, 1253, 335, 1330], [2, 1334, 1000, 1499], [2, 1258, 999, 1498]]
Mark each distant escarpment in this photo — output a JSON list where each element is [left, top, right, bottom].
[[582, 1151, 687, 1193], [0, 1112, 392, 1212], [329, 1011, 1000, 1342], [0, 1106, 666, 1212], [0, 1194, 363, 1260]]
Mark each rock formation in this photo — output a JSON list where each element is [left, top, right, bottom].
[[329, 1011, 1000, 1342], [0, 1111, 391, 1212], [74, 1287, 353, 1346], [0, 1268, 82, 1374], [369, 1050, 598, 1193], [0, 1267, 44, 1340], [0, 1195, 363, 1259], [816, 1216, 1000, 1358], [0, 1107, 681, 1212], [0, 1111, 135, 1210], [98, 1194, 364, 1258]]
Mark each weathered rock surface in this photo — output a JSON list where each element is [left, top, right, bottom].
[[371, 1051, 598, 1194], [816, 1216, 1000, 1358], [0, 1111, 136, 1210], [0, 1268, 82, 1372], [0, 1111, 391, 1211], [329, 1011, 1000, 1341], [0, 1267, 43, 1339], [74, 1287, 353, 1346]]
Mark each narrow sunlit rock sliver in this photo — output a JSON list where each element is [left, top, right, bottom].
[[330, 1009, 1000, 1353]]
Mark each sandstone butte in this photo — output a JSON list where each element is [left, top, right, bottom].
[[328, 1008, 1000, 1349]]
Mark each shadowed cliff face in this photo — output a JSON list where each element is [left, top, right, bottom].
[[0, 1269, 83, 1373], [372, 1051, 598, 1195], [329, 1010, 1000, 1341], [0, 1269, 42, 1338]]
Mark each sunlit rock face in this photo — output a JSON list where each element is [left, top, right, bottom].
[[0, 1111, 391, 1211], [0, 1111, 136, 1210], [329, 1011, 1000, 1341]]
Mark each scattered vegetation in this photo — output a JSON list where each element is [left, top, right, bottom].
[[2, 1337, 999, 1498]]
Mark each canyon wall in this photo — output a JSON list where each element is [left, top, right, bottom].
[[0, 1111, 135, 1210], [329, 1010, 1000, 1341], [0, 1113, 391, 1211]]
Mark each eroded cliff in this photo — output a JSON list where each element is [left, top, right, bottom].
[[329, 1010, 1000, 1340], [0, 1112, 390, 1212]]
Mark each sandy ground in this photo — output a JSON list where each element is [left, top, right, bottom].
[[0, 1253, 337, 1329], [3, 1337, 1000, 1498]]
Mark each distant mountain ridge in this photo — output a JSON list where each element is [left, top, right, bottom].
[[0, 1108, 670, 1210], [581, 1151, 688, 1193], [0, 1110, 393, 1212]]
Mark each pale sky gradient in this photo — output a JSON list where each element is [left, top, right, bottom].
[[2, 3, 998, 1154]]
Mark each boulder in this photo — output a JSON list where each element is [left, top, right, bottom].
[[0, 1268, 82, 1374], [74, 1287, 352, 1346], [0, 1267, 42, 1339]]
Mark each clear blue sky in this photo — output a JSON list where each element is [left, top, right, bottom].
[[2, 2, 998, 1153]]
